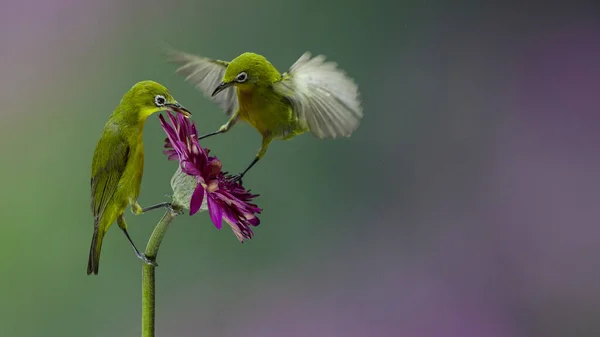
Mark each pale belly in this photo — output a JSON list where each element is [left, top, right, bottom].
[[237, 88, 304, 140]]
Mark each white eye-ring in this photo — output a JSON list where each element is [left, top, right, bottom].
[[154, 95, 166, 106], [236, 72, 248, 83]]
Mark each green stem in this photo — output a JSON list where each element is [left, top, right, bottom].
[[142, 209, 178, 337]]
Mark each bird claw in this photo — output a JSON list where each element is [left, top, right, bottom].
[[166, 203, 175, 213], [137, 252, 158, 267], [227, 174, 244, 186], [167, 203, 184, 215]]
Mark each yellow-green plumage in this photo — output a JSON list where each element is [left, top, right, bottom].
[[237, 85, 302, 138], [88, 80, 191, 275], [167, 50, 363, 181], [223, 53, 305, 140]]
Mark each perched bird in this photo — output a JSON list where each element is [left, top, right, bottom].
[[88, 80, 192, 275], [167, 50, 363, 184]]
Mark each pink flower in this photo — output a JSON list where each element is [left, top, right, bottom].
[[159, 112, 261, 242]]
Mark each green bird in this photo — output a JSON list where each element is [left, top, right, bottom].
[[167, 50, 363, 184], [88, 80, 192, 275]]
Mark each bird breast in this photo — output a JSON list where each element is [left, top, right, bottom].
[[237, 87, 295, 138]]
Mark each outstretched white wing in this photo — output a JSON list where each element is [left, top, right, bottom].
[[166, 49, 238, 116], [273, 52, 363, 139]]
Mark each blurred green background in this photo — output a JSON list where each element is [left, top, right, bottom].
[[2, 1, 600, 337]]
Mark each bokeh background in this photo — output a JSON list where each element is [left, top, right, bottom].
[[1, 1, 600, 336]]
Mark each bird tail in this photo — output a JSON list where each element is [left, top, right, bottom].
[[87, 225, 106, 275]]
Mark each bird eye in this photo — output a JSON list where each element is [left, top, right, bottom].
[[236, 72, 248, 82], [154, 95, 166, 106]]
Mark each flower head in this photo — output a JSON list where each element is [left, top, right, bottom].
[[159, 111, 261, 242]]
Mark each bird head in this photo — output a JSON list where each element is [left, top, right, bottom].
[[212, 52, 281, 97], [124, 80, 192, 119]]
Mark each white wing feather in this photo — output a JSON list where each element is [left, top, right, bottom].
[[274, 52, 363, 139], [166, 49, 238, 116]]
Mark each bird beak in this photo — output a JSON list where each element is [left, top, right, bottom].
[[166, 102, 192, 118], [212, 82, 233, 97]]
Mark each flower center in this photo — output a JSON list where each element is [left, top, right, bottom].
[[206, 180, 219, 193]]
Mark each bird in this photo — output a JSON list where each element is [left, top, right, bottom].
[[166, 49, 363, 184], [88, 80, 192, 275]]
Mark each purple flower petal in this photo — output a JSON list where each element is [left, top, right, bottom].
[[247, 216, 260, 226], [207, 196, 223, 229], [181, 160, 201, 176], [191, 123, 198, 139], [222, 207, 239, 227], [160, 115, 183, 156], [189, 184, 205, 215], [167, 111, 178, 131], [159, 111, 262, 241]]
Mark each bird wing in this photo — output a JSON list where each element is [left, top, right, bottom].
[[272, 52, 363, 139], [166, 49, 239, 116], [90, 131, 130, 223]]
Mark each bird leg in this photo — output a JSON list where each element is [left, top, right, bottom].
[[141, 202, 180, 214], [199, 113, 239, 140], [117, 214, 157, 267], [132, 201, 181, 215], [228, 135, 271, 185], [198, 129, 224, 140], [228, 157, 260, 185]]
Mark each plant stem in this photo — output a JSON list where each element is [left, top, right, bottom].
[[142, 209, 178, 337]]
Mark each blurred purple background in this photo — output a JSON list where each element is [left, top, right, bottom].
[[1, 1, 599, 337]]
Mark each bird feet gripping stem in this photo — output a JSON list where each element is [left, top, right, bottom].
[[120, 225, 159, 267], [227, 173, 244, 186], [164, 203, 183, 215], [136, 251, 158, 267]]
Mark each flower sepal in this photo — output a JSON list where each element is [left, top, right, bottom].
[[160, 111, 262, 242], [170, 166, 208, 213]]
